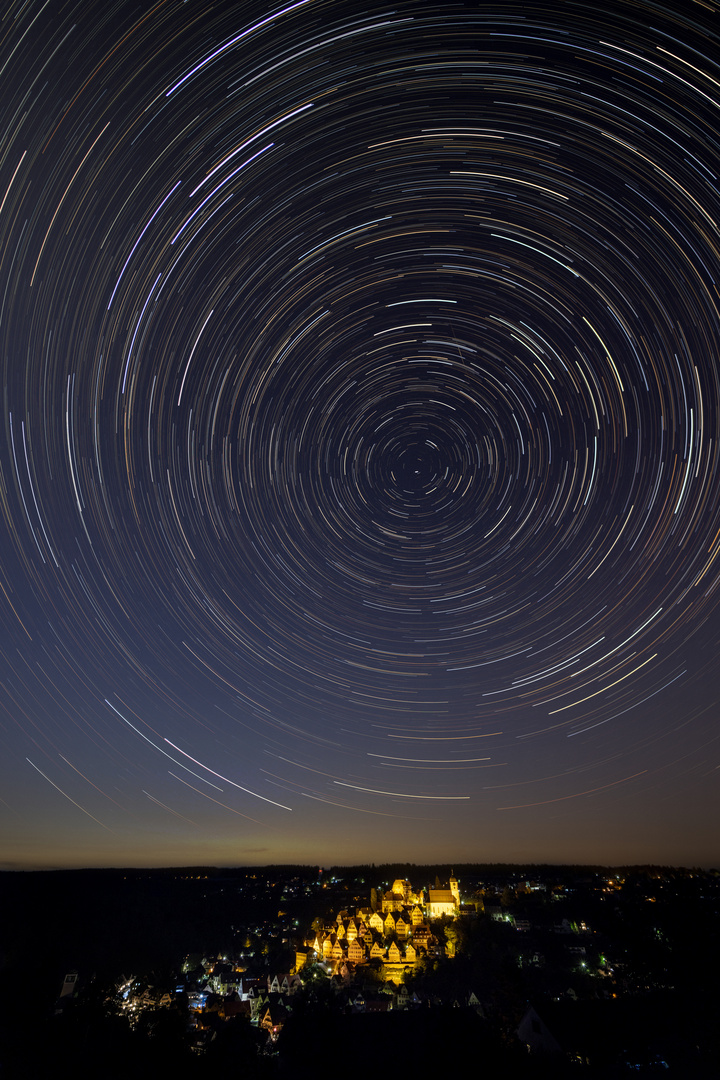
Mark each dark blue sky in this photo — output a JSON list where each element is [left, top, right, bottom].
[[1, 0, 719, 869]]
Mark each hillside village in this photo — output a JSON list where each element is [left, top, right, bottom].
[[5, 864, 720, 1075]]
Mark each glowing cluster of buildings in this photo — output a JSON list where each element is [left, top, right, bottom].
[[297, 875, 463, 982]]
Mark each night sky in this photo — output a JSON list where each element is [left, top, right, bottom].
[[1, 0, 719, 871]]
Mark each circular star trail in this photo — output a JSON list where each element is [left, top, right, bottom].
[[1, 0, 719, 864]]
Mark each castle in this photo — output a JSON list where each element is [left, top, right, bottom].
[[297, 875, 462, 983]]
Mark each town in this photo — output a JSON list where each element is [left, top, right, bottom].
[[3, 863, 719, 1076]]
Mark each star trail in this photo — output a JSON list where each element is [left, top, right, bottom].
[[1, 0, 719, 869]]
